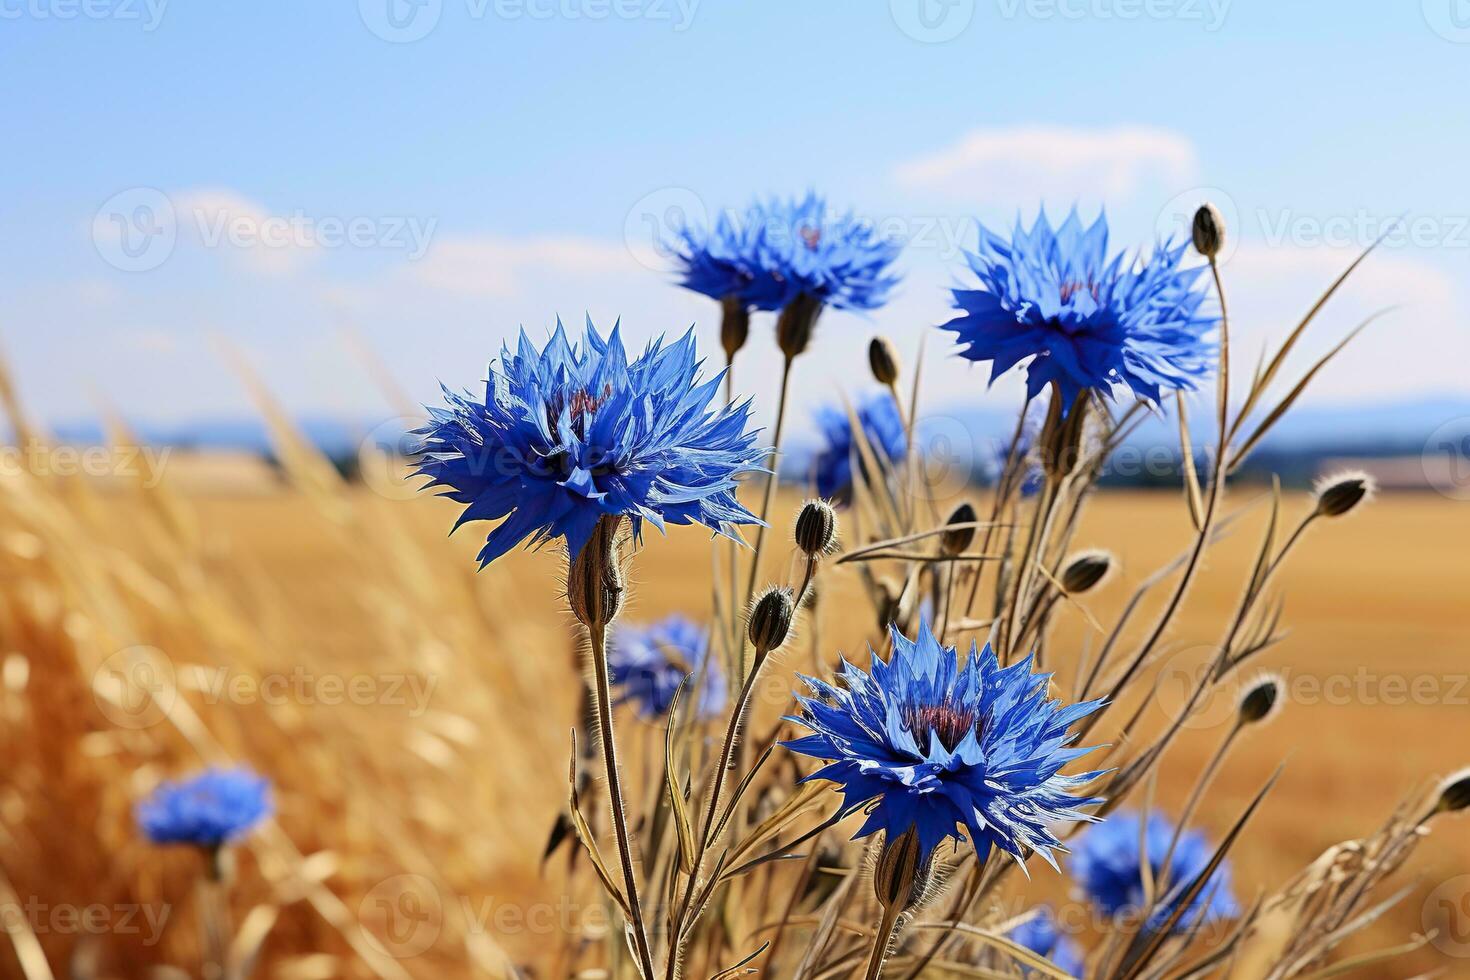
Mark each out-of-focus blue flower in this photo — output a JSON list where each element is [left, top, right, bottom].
[[136, 768, 271, 848], [610, 615, 725, 721], [669, 208, 786, 310], [1008, 906, 1085, 977], [942, 208, 1216, 409], [811, 393, 907, 502], [1071, 809, 1239, 933], [784, 619, 1105, 866], [414, 320, 767, 566], [754, 193, 902, 313]]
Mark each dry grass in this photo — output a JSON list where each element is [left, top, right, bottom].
[[0, 427, 1464, 979]]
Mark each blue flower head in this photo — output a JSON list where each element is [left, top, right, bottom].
[[414, 320, 767, 566], [1008, 906, 1085, 977], [942, 208, 1217, 409], [811, 393, 907, 502], [136, 768, 272, 848], [610, 615, 725, 721], [670, 207, 787, 310], [1071, 809, 1239, 933], [755, 192, 902, 312], [784, 620, 1105, 867]]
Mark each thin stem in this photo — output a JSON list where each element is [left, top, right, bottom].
[[588, 624, 658, 978], [743, 355, 796, 622]]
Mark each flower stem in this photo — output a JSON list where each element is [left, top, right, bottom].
[[863, 900, 904, 980], [587, 624, 658, 978], [742, 354, 796, 632]]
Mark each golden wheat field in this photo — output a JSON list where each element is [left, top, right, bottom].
[[1, 394, 1465, 980]]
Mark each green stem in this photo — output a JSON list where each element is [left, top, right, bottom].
[[742, 355, 796, 627]]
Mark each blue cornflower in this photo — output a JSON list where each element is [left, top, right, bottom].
[[136, 768, 272, 848], [1071, 809, 1239, 933], [610, 615, 725, 721], [1008, 906, 1085, 977], [942, 208, 1216, 409], [784, 619, 1105, 867], [670, 207, 787, 311], [754, 193, 902, 313], [414, 320, 766, 566], [811, 393, 907, 502]]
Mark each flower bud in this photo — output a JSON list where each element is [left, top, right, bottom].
[[1061, 549, 1113, 594], [748, 586, 795, 652], [776, 292, 823, 360], [794, 499, 838, 558], [868, 336, 901, 387], [1313, 470, 1375, 518], [1192, 203, 1225, 259], [567, 517, 625, 630], [1433, 768, 1470, 816], [872, 826, 928, 912], [720, 295, 750, 362], [940, 502, 976, 557], [1237, 673, 1283, 727]]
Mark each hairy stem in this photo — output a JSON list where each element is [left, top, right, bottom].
[[588, 624, 658, 978]]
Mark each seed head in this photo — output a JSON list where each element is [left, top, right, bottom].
[[1192, 203, 1226, 259], [1060, 549, 1114, 594], [1237, 673, 1284, 727], [1313, 470, 1375, 518], [1433, 768, 1470, 816], [868, 336, 901, 387], [940, 502, 976, 557], [794, 499, 839, 558], [748, 586, 795, 653]]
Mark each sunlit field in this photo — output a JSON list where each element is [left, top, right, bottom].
[[4, 402, 1465, 979]]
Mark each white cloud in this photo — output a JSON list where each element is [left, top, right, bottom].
[[894, 125, 1199, 207], [407, 234, 636, 298], [1221, 243, 1468, 400]]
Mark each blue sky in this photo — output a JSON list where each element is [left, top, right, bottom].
[[4, 1, 1468, 439]]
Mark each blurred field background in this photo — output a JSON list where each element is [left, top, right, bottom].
[[1, 365, 1465, 979]]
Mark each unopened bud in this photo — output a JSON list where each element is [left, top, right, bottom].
[[1313, 471, 1375, 518], [1433, 768, 1470, 816], [868, 336, 900, 387], [720, 295, 750, 362], [1237, 674, 1283, 726], [567, 517, 625, 629], [795, 499, 839, 558], [748, 586, 795, 652], [940, 503, 976, 557], [1192, 203, 1225, 259], [1060, 549, 1113, 594], [776, 292, 823, 360]]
